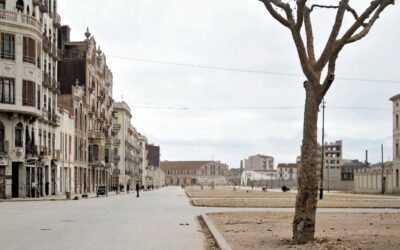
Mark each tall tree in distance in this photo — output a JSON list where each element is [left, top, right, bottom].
[[259, 0, 395, 244]]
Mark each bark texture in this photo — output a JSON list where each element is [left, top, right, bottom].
[[293, 83, 320, 243]]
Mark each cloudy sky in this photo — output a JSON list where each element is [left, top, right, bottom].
[[58, 0, 399, 168]]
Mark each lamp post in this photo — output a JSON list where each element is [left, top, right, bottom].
[[319, 99, 326, 200]]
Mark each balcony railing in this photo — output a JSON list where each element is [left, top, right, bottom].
[[0, 9, 41, 33], [53, 13, 61, 28], [42, 35, 51, 54], [43, 72, 51, 88], [23, 55, 36, 65], [0, 52, 15, 61], [112, 124, 121, 131]]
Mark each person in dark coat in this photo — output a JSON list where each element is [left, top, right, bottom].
[[136, 183, 140, 197]]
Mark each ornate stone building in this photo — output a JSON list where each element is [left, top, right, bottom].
[[58, 27, 114, 193], [0, 0, 62, 198]]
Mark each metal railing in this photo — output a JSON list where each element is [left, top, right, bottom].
[[23, 55, 36, 65], [0, 52, 15, 60]]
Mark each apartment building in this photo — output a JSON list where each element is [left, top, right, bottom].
[[322, 140, 344, 190], [0, 0, 62, 198], [58, 27, 114, 193], [244, 154, 274, 171], [161, 161, 229, 186], [112, 101, 141, 191]]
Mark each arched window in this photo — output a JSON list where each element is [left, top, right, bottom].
[[16, 0, 24, 13], [0, 122, 5, 153], [15, 123, 23, 147]]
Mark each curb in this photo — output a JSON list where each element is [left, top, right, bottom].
[[201, 214, 232, 250]]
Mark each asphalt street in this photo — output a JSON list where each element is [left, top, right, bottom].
[[0, 187, 399, 250]]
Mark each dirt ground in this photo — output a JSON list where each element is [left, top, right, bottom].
[[186, 186, 400, 208], [208, 212, 400, 250]]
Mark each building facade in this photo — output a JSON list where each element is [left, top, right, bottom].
[[161, 161, 229, 186], [58, 27, 114, 193], [353, 94, 400, 194], [0, 0, 62, 198], [391, 94, 400, 192], [278, 163, 298, 181], [244, 154, 274, 171]]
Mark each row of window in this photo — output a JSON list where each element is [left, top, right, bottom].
[[0, 77, 55, 114], [165, 169, 225, 176], [1, 33, 56, 74]]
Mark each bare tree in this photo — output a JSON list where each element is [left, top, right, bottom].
[[259, 0, 395, 244]]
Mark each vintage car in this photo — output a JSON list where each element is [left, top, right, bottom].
[[97, 185, 108, 197]]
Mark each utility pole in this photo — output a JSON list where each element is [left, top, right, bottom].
[[381, 144, 385, 194], [319, 100, 326, 200]]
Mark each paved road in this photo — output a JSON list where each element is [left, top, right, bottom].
[[0, 187, 399, 250]]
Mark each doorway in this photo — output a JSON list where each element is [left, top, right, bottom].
[[12, 162, 19, 198], [51, 168, 56, 195], [0, 166, 5, 199]]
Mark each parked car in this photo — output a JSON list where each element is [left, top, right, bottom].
[[97, 185, 108, 197]]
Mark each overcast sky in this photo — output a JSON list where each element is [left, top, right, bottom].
[[58, 0, 399, 168]]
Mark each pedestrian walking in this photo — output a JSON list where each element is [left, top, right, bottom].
[[136, 183, 140, 198]]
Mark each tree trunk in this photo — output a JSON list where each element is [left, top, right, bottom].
[[292, 86, 320, 244]]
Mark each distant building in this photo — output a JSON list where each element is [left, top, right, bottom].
[[392, 94, 400, 192], [241, 170, 278, 187], [227, 168, 242, 185], [146, 144, 160, 167], [278, 163, 298, 181], [160, 161, 229, 186], [341, 159, 367, 181], [244, 155, 274, 171], [354, 93, 400, 194]]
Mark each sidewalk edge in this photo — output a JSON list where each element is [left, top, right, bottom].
[[201, 214, 232, 250]]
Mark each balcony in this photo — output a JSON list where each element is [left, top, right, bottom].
[[50, 114, 60, 126], [53, 150, 61, 161], [42, 72, 51, 88], [51, 77, 60, 93], [97, 90, 105, 101], [40, 146, 48, 157], [112, 124, 121, 131], [114, 155, 121, 162], [114, 139, 121, 145], [53, 13, 61, 28], [0, 9, 41, 34], [42, 35, 51, 54], [38, 0, 49, 13]]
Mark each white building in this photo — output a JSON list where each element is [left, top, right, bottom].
[[241, 170, 278, 186], [0, 0, 62, 198], [278, 163, 298, 181], [353, 94, 400, 194]]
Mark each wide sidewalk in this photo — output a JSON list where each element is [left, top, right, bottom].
[[0, 187, 399, 250]]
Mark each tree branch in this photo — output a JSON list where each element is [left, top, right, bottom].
[[304, 7, 315, 62], [259, 0, 290, 27], [319, 54, 338, 101], [345, 2, 393, 44], [315, 0, 349, 71], [296, 0, 308, 30], [338, 0, 393, 47]]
